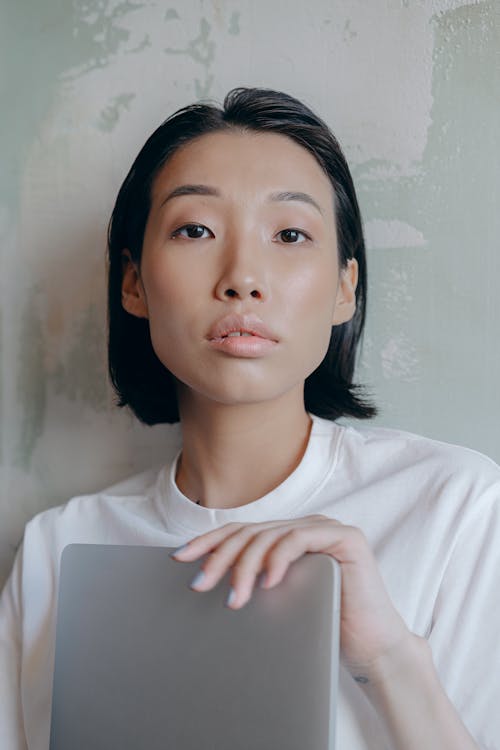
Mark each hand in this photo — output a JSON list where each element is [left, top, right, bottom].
[[171, 515, 413, 678]]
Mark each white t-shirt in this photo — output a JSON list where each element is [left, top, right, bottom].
[[1, 415, 500, 749]]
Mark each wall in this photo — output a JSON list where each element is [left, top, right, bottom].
[[1, 0, 499, 585]]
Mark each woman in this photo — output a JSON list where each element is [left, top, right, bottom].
[[1, 88, 499, 749]]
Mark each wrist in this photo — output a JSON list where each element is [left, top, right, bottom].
[[350, 632, 429, 687], [352, 634, 479, 750]]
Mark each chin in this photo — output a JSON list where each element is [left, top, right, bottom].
[[201, 385, 285, 407], [178, 376, 301, 411], [173, 356, 315, 410]]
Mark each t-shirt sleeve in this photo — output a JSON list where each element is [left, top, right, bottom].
[[0, 543, 29, 750], [428, 481, 500, 750]]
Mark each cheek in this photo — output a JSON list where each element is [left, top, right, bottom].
[[283, 262, 338, 326], [139, 261, 203, 370], [142, 256, 202, 322], [280, 264, 339, 369]]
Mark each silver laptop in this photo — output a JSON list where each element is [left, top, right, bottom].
[[49, 543, 340, 750]]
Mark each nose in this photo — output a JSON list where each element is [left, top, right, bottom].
[[214, 233, 268, 302]]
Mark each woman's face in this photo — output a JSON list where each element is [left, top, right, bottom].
[[122, 130, 357, 411]]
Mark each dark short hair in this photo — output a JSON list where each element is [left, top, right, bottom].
[[107, 87, 376, 424]]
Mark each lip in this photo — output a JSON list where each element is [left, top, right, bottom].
[[207, 313, 278, 342], [206, 313, 279, 358]]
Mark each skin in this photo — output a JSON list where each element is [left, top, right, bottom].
[[122, 130, 358, 510], [122, 130, 477, 748]]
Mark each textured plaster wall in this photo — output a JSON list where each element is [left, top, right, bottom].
[[1, 0, 499, 585]]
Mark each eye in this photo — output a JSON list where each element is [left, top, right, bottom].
[[171, 223, 213, 239], [276, 228, 310, 244]]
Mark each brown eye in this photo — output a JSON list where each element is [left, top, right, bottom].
[[278, 228, 307, 243], [172, 224, 212, 239]]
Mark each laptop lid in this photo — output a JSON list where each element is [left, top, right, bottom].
[[49, 543, 340, 750]]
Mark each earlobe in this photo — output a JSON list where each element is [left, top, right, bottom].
[[332, 258, 358, 325], [121, 250, 149, 319]]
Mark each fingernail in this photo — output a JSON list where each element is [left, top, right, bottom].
[[170, 543, 188, 558], [189, 570, 205, 589], [225, 587, 236, 607]]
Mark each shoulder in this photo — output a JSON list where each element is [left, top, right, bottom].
[[335, 421, 500, 519], [4, 464, 170, 636], [22, 464, 165, 555], [339, 421, 499, 479], [311, 413, 500, 504]]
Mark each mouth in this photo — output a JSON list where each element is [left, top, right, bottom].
[[207, 314, 278, 343], [207, 314, 278, 357], [213, 329, 266, 342]]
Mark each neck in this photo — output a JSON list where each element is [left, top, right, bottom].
[[175, 388, 312, 509]]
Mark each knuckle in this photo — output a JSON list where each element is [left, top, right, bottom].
[[240, 524, 260, 537], [233, 523, 281, 549], [233, 522, 259, 537], [223, 522, 244, 532], [231, 560, 253, 580], [231, 559, 248, 573], [256, 526, 283, 543], [284, 527, 303, 544], [344, 525, 367, 548], [265, 546, 282, 567], [202, 555, 221, 576]]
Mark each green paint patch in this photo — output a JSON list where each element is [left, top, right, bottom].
[[228, 11, 240, 35], [64, 0, 143, 79], [164, 16, 215, 99], [165, 8, 180, 20], [97, 92, 136, 132], [195, 74, 214, 99], [51, 303, 108, 410], [128, 33, 151, 54], [356, 0, 500, 458], [3, 0, 143, 469], [1, 0, 143, 210], [15, 295, 109, 469], [15, 289, 46, 470], [343, 19, 357, 40], [165, 17, 215, 66]]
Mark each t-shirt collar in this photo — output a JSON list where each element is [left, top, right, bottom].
[[153, 414, 342, 536]]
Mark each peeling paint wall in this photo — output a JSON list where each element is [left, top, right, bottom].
[[1, 0, 499, 584]]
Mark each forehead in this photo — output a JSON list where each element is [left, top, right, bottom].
[[151, 130, 334, 205]]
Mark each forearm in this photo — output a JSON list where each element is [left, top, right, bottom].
[[0, 589, 29, 750], [356, 634, 479, 750]]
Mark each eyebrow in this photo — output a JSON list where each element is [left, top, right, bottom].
[[160, 184, 323, 215], [160, 184, 219, 205]]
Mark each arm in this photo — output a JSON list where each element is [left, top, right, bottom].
[[171, 516, 481, 750], [357, 633, 477, 750], [0, 544, 29, 750]]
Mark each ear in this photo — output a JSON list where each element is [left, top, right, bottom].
[[121, 250, 149, 319], [332, 258, 358, 325]]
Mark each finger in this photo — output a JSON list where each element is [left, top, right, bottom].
[[263, 522, 351, 588], [189, 523, 288, 594], [171, 515, 330, 561], [169, 522, 246, 561], [224, 524, 307, 608], [227, 518, 342, 608], [171, 517, 339, 606]]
